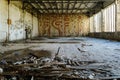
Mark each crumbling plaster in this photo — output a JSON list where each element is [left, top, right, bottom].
[[0, 0, 39, 42], [0, 0, 8, 42]]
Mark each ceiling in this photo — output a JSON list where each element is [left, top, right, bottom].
[[11, 0, 115, 16]]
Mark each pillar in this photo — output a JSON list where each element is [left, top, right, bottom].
[[116, 0, 120, 32]]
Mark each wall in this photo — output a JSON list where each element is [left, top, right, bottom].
[[88, 1, 120, 41], [0, 0, 39, 42], [32, 16, 39, 37], [88, 32, 120, 41], [0, 0, 8, 42], [90, 3, 116, 33], [88, 3, 120, 41], [9, 2, 24, 41], [117, 0, 120, 31], [39, 14, 89, 37]]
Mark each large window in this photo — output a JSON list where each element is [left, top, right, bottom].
[[90, 3, 116, 32], [104, 4, 115, 32]]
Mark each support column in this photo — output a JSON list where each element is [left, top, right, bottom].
[[116, 0, 120, 32], [89, 12, 93, 33], [7, 0, 10, 42], [37, 12, 39, 37], [31, 12, 34, 39], [101, 9, 105, 32], [22, 2, 25, 40]]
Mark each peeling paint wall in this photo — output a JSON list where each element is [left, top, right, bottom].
[[39, 14, 89, 37], [9, 2, 24, 41], [0, 0, 8, 42], [0, 0, 39, 42]]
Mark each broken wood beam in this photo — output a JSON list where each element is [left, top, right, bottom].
[[96, 76, 120, 80]]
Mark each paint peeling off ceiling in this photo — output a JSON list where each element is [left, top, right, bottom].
[[14, 0, 115, 16]]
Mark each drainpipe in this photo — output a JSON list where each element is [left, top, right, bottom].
[[22, 2, 25, 40], [37, 12, 39, 37], [23, 9, 25, 40], [89, 12, 92, 33], [7, 0, 10, 42], [115, 0, 117, 33], [101, 1, 104, 33], [31, 12, 33, 39]]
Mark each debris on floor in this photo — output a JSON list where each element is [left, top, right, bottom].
[[0, 49, 119, 80], [0, 37, 120, 80], [77, 48, 86, 53]]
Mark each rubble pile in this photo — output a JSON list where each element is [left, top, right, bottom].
[[0, 49, 118, 80]]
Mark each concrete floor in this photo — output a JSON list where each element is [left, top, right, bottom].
[[0, 37, 120, 76]]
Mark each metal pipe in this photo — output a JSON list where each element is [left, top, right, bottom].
[[7, 0, 10, 42], [115, 0, 117, 33]]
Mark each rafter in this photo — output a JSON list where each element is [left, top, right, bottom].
[[62, 0, 64, 13], [55, 1, 59, 13], [14, 0, 114, 15], [71, 0, 77, 13], [75, 1, 83, 13], [34, 8, 102, 10], [67, 0, 70, 13], [48, 0, 53, 13], [23, 0, 113, 3]]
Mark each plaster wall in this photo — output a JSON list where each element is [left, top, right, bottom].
[[0, 0, 39, 42]]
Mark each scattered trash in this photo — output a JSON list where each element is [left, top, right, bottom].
[[88, 73, 95, 79], [77, 48, 86, 53], [81, 44, 93, 47], [0, 49, 119, 80], [0, 67, 3, 73]]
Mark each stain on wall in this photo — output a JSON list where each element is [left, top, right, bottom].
[[39, 14, 89, 37], [0, 0, 8, 42], [8, 7, 34, 41], [0, 0, 39, 42]]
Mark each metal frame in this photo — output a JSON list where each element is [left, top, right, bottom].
[[11, 0, 115, 16]]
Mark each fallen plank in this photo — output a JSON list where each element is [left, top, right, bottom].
[[77, 48, 86, 53], [68, 66, 109, 70], [26, 68, 70, 71], [96, 76, 120, 80]]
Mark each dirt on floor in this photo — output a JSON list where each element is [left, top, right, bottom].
[[0, 49, 52, 62], [0, 37, 120, 80]]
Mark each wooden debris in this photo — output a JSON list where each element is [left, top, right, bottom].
[[77, 48, 86, 53], [81, 44, 93, 47], [0, 49, 116, 80], [98, 76, 120, 80]]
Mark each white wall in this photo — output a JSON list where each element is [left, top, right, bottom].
[[90, 3, 116, 33], [0, 0, 8, 42], [32, 16, 39, 37], [0, 0, 39, 42], [9, 3, 24, 41]]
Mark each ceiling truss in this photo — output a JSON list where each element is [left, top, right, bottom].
[[11, 0, 115, 16]]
